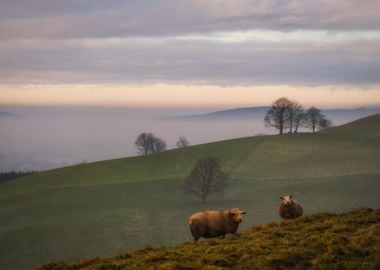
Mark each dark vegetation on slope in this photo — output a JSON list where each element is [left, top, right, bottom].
[[38, 208, 380, 270], [0, 171, 36, 182]]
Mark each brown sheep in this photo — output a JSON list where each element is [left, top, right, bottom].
[[279, 195, 303, 219], [189, 208, 246, 242]]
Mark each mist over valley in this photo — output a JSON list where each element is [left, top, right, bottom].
[[1, 105, 379, 172]]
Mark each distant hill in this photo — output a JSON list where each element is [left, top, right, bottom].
[[164, 106, 380, 125], [37, 208, 380, 270], [166, 106, 269, 120], [0, 115, 379, 270], [322, 107, 380, 124], [0, 111, 17, 117]]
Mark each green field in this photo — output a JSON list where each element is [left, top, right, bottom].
[[37, 208, 380, 270], [1, 115, 380, 270]]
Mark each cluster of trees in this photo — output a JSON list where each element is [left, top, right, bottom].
[[135, 133, 189, 155], [264, 97, 332, 134], [134, 133, 167, 155]]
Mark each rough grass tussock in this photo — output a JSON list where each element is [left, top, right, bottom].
[[37, 208, 380, 270]]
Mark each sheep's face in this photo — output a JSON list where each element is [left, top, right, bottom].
[[281, 195, 293, 207], [229, 208, 246, 223]]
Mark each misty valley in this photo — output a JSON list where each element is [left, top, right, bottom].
[[1, 105, 378, 172]]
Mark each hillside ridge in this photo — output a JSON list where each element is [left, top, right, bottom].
[[6, 113, 380, 188]]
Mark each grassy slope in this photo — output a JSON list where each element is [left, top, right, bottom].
[[2, 114, 380, 193], [38, 208, 380, 270], [1, 114, 380, 270]]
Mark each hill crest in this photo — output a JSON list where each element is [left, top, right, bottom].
[[5, 114, 380, 188]]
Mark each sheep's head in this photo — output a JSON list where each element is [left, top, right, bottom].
[[229, 208, 247, 223], [281, 195, 294, 207]]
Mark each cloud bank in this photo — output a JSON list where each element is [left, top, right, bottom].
[[0, 0, 379, 86]]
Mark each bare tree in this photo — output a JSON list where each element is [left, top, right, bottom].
[[184, 158, 228, 202], [293, 111, 307, 133], [176, 136, 190, 148], [319, 117, 333, 130], [264, 97, 292, 134], [135, 133, 166, 155], [286, 101, 303, 133], [135, 133, 155, 155], [306, 107, 332, 133], [153, 137, 167, 152]]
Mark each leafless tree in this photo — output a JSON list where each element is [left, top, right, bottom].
[[264, 97, 292, 134], [306, 107, 332, 133], [176, 136, 190, 148], [135, 133, 154, 155], [184, 158, 228, 202], [319, 118, 333, 130], [293, 111, 308, 133], [286, 101, 303, 133], [153, 137, 167, 152], [135, 133, 166, 155]]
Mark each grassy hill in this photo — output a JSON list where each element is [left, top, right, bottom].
[[38, 208, 380, 270], [0, 114, 379, 270]]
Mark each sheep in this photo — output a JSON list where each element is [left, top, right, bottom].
[[189, 208, 246, 242], [279, 195, 303, 219]]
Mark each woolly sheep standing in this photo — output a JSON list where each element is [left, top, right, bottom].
[[279, 195, 303, 219], [189, 208, 247, 242]]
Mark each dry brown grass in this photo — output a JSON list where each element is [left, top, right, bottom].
[[37, 208, 380, 270]]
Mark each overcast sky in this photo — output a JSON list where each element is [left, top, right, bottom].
[[0, 0, 379, 107]]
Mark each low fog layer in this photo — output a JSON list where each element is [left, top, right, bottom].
[[0, 106, 378, 171], [0, 106, 265, 171]]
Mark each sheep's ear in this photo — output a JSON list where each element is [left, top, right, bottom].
[[280, 197, 284, 200], [241, 211, 247, 215], [290, 195, 293, 198]]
